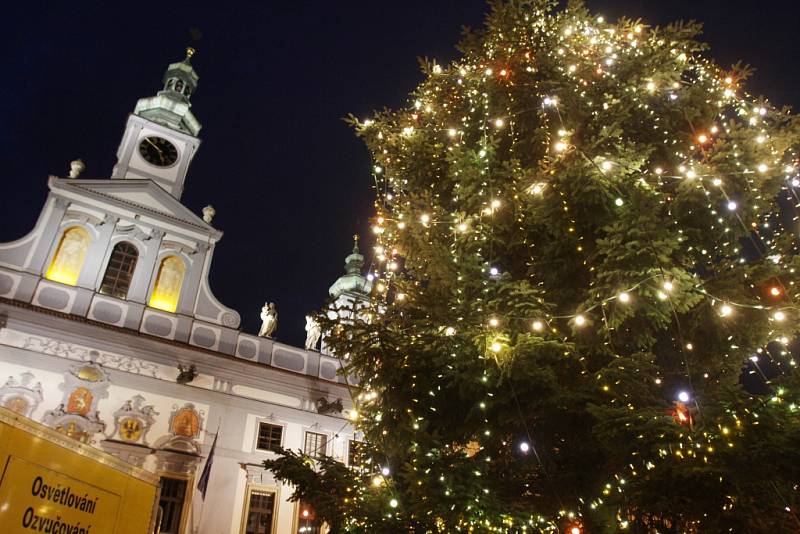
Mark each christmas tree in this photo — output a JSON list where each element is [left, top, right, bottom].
[[267, 1, 800, 531]]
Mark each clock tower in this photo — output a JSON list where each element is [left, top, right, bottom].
[[111, 48, 202, 199]]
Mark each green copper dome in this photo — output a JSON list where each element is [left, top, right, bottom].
[[329, 235, 372, 298], [134, 48, 201, 136]]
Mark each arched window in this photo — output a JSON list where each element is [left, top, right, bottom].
[[149, 256, 185, 313], [46, 227, 90, 286], [99, 242, 138, 299]]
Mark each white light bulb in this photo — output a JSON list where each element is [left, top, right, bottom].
[[494, 118, 504, 128], [615, 198, 624, 206], [727, 201, 737, 211], [720, 304, 733, 317], [389, 498, 398, 508], [532, 320, 544, 332], [618, 292, 630, 303], [519, 442, 530, 453], [601, 161, 613, 171], [758, 163, 768, 173], [382, 466, 391, 476], [490, 342, 503, 353], [574, 315, 586, 326], [420, 214, 430, 224], [488, 317, 499, 328], [774, 311, 786, 322], [663, 281, 674, 292], [489, 267, 499, 276], [678, 391, 690, 403]]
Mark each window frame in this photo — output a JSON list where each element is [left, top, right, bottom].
[[254, 421, 285, 454], [239, 484, 279, 534], [157, 473, 192, 534], [99, 241, 139, 299], [303, 430, 329, 459]]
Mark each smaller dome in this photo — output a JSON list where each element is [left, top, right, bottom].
[[329, 235, 372, 298]]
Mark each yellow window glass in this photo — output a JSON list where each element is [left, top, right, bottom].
[[45, 227, 90, 286], [149, 256, 185, 312]]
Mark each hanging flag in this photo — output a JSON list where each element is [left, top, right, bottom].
[[197, 431, 218, 500]]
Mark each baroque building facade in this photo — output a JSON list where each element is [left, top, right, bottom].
[[0, 49, 370, 534]]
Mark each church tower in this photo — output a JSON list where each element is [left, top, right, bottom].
[[111, 48, 201, 199]]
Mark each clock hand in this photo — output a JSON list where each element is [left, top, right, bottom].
[[145, 138, 164, 155]]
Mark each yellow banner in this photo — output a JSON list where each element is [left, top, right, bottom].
[[0, 407, 157, 534], [0, 456, 121, 533]]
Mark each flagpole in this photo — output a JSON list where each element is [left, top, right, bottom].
[[195, 419, 222, 533]]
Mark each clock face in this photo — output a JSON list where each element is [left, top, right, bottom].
[[138, 136, 178, 167]]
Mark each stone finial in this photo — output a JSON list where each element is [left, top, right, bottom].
[[68, 159, 85, 178], [202, 205, 216, 224]]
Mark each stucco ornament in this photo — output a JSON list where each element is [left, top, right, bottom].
[[304, 315, 321, 350], [258, 302, 278, 338]]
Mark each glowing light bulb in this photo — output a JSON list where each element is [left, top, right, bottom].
[[601, 161, 613, 171], [571, 527, 582, 534], [574, 315, 586, 326], [457, 222, 468, 232], [697, 134, 708, 144], [519, 442, 530, 453], [488, 317, 499, 328], [727, 201, 737, 211], [444, 326, 456, 336], [448, 128, 457, 137], [494, 118, 504, 128], [420, 214, 430, 224], [712, 178, 722, 186], [555, 141, 568, 152], [491, 199, 501, 209], [381, 466, 391, 476], [372, 476, 383, 487], [720, 304, 733, 317], [389, 498, 398, 508], [489, 267, 499, 276], [774, 311, 786, 322], [490, 342, 503, 353], [663, 281, 674, 292], [617, 292, 630, 303], [614, 197, 624, 206], [654, 167, 664, 175], [678, 391, 690, 403], [532, 320, 544, 332], [770, 286, 781, 297], [686, 169, 696, 179], [758, 163, 768, 173], [530, 183, 545, 195], [646, 81, 656, 92]]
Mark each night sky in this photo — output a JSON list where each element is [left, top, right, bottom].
[[2, 1, 798, 346]]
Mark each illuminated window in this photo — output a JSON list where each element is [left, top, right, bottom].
[[46, 227, 90, 286], [297, 501, 321, 534], [99, 242, 138, 299], [149, 256, 185, 312]]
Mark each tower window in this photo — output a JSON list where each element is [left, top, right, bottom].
[[46, 227, 90, 286], [149, 256, 185, 313], [99, 242, 138, 299]]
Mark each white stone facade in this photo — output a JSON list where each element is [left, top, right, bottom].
[[0, 50, 361, 534]]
